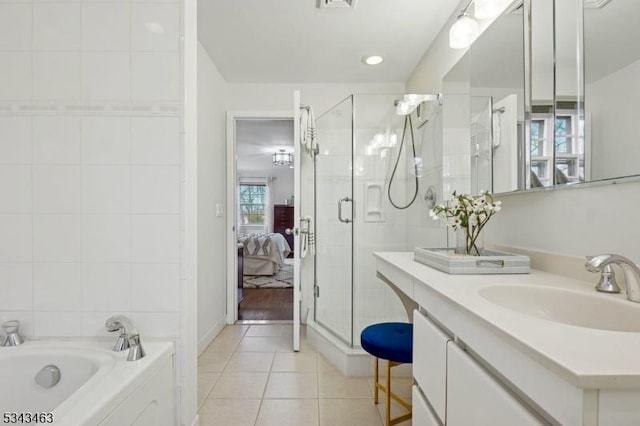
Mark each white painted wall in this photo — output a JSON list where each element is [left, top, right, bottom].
[[197, 42, 228, 353], [405, 1, 640, 268]]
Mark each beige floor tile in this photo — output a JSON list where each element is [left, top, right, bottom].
[[319, 398, 384, 426], [317, 354, 340, 374], [217, 324, 250, 339], [375, 397, 413, 426], [225, 352, 275, 372], [198, 398, 261, 426], [318, 371, 373, 398], [255, 399, 319, 426], [264, 372, 318, 399], [203, 335, 242, 353], [236, 336, 279, 352], [198, 372, 220, 400], [272, 351, 318, 372], [276, 333, 314, 352], [209, 371, 269, 399], [198, 351, 232, 373], [246, 324, 285, 337]]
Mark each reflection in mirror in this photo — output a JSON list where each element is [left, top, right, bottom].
[[442, 2, 524, 196], [469, 5, 524, 193], [584, 0, 640, 181]]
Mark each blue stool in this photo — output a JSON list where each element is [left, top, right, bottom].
[[361, 322, 413, 426]]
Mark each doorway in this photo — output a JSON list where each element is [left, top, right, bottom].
[[226, 114, 296, 323]]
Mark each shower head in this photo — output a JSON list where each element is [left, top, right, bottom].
[[394, 93, 442, 116]]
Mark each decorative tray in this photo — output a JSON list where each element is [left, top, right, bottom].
[[414, 247, 530, 275]]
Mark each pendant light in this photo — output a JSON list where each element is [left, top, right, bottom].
[[449, 11, 479, 49]]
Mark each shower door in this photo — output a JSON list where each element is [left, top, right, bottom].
[[314, 96, 354, 345]]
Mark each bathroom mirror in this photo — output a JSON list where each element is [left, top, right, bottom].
[[442, 3, 524, 196], [443, 0, 640, 195]]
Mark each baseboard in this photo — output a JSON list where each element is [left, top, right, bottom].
[[197, 318, 226, 355]]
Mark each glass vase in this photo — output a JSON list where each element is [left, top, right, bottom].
[[455, 228, 484, 256]]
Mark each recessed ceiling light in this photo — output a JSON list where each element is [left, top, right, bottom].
[[362, 55, 384, 65]]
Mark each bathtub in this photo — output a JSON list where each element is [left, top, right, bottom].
[[0, 340, 174, 426]]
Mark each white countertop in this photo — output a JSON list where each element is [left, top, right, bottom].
[[374, 251, 640, 389]]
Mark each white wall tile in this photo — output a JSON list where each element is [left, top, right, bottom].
[[0, 263, 32, 310], [131, 3, 179, 52], [0, 4, 32, 51], [33, 3, 81, 51], [33, 166, 81, 213], [33, 311, 82, 337], [33, 117, 81, 164], [33, 53, 82, 100], [82, 263, 131, 311], [82, 165, 130, 213], [33, 215, 81, 262], [132, 263, 180, 312], [82, 52, 130, 100], [0, 117, 32, 164], [82, 3, 130, 51], [131, 52, 179, 100], [0, 166, 32, 213], [132, 215, 180, 262], [131, 165, 180, 214], [130, 312, 179, 337], [0, 311, 33, 338], [82, 117, 130, 165], [0, 215, 32, 261], [82, 215, 131, 262], [82, 311, 119, 338], [33, 262, 82, 310], [131, 117, 180, 164], [0, 53, 32, 100]]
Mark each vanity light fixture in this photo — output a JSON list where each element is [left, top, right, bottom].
[[449, 10, 479, 49], [272, 149, 293, 166], [362, 55, 384, 65]]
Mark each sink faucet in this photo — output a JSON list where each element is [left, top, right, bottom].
[[585, 254, 640, 302], [105, 315, 145, 361], [1, 320, 24, 346]]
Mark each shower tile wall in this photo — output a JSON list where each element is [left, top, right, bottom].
[[0, 1, 183, 342]]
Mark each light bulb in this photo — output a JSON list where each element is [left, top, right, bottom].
[[395, 101, 411, 116], [449, 13, 479, 49]]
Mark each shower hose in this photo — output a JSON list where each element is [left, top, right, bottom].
[[387, 114, 419, 210]]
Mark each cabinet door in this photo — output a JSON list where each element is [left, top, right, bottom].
[[447, 343, 545, 426], [412, 385, 442, 426], [413, 310, 450, 423]]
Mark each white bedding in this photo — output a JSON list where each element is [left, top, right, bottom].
[[240, 233, 292, 276]]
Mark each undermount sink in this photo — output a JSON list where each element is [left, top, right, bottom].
[[478, 284, 640, 332]]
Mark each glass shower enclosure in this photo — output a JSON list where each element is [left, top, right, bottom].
[[313, 94, 417, 348]]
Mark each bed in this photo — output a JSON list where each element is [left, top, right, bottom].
[[239, 233, 292, 275]]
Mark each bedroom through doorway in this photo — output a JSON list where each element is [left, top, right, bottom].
[[234, 118, 295, 322]]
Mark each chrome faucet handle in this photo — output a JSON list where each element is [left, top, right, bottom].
[[595, 264, 621, 294], [2, 320, 24, 347], [126, 333, 145, 361], [586, 254, 640, 302]]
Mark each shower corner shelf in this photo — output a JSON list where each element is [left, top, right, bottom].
[[414, 247, 530, 275]]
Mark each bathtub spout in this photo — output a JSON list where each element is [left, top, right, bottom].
[[2, 320, 24, 346]]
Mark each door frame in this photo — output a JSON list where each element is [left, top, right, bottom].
[[225, 110, 294, 324]]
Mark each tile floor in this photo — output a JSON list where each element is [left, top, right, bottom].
[[198, 324, 412, 426]]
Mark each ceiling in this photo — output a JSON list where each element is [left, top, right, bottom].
[[236, 119, 294, 174], [198, 0, 459, 84]]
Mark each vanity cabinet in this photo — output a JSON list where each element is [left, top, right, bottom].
[[413, 309, 544, 426]]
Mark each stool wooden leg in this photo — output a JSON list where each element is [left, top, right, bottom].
[[385, 360, 391, 426], [373, 357, 379, 404]]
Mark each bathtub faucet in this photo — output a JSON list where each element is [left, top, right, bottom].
[[105, 315, 145, 361], [1, 320, 24, 346]]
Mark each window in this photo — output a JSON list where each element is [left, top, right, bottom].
[[239, 184, 266, 225]]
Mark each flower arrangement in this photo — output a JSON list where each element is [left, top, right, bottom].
[[429, 191, 502, 256]]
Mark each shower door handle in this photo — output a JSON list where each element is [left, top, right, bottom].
[[338, 197, 352, 223]]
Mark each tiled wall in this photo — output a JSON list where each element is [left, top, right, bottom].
[[0, 0, 183, 340]]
